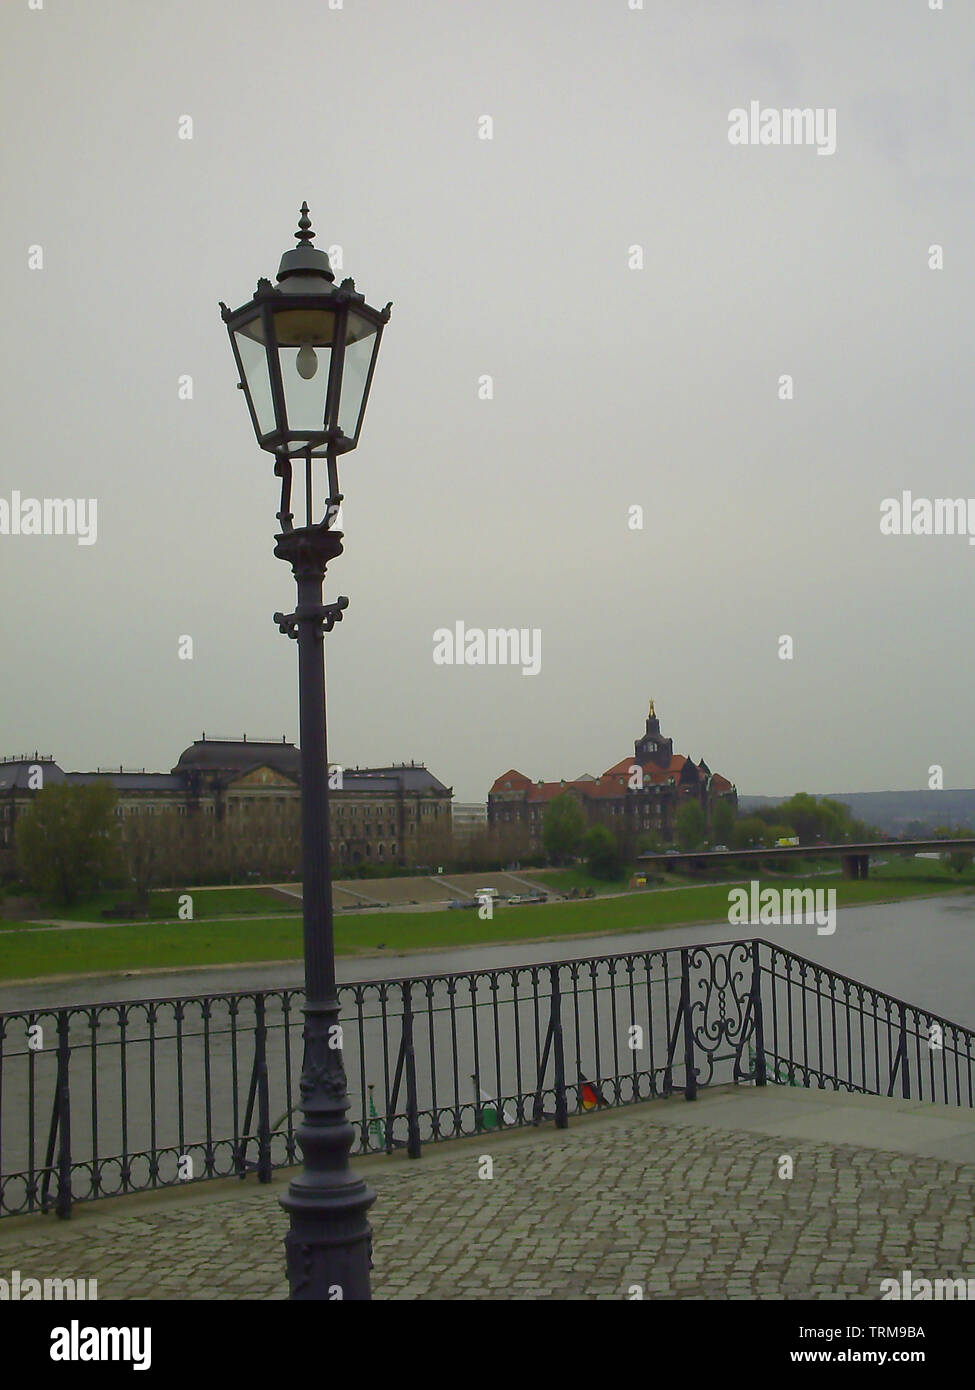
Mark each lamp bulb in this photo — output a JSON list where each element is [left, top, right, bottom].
[[296, 343, 319, 380]]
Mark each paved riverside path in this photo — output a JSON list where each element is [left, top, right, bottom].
[[3, 1087, 975, 1300]]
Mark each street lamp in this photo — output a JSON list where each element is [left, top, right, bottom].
[[220, 204, 391, 1300]]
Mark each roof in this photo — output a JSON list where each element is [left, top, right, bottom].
[[489, 770, 534, 793], [0, 759, 67, 790], [526, 777, 627, 804], [356, 766, 451, 795], [173, 744, 451, 795], [493, 750, 736, 802], [0, 743, 453, 801], [489, 705, 736, 801], [173, 739, 301, 777], [67, 772, 184, 792], [338, 776, 402, 793], [601, 754, 689, 782]]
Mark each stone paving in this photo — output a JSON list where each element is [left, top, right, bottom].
[[3, 1091, 975, 1300]]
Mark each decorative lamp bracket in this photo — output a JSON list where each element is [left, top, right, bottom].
[[273, 596, 349, 640]]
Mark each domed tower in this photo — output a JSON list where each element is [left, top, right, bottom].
[[634, 698, 673, 768]]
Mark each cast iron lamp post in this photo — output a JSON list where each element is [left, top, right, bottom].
[[220, 204, 391, 1300]]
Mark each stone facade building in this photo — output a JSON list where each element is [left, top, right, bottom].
[[0, 735, 452, 878], [487, 702, 736, 850]]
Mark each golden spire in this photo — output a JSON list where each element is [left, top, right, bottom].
[[648, 698, 655, 718]]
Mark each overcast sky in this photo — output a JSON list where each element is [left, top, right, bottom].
[[2, 0, 973, 802]]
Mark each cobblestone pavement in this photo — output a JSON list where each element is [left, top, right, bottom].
[[4, 1099, 975, 1300]]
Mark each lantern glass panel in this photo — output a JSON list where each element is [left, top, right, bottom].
[[272, 306, 338, 449], [233, 328, 275, 437], [278, 340, 334, 445], [338, 313, 379, 440]]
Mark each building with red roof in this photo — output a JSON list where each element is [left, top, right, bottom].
[[488, 701, 736, 851]]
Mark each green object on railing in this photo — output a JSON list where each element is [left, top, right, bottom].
[[367, 1085, 386, 1144], [748, 1044, 801, 1087]]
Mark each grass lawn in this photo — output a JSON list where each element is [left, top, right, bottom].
[[1, 862, 973, 984], [5, 885, 297, 924], [527, 857, 848, 897], [524, 866, 630, 895]]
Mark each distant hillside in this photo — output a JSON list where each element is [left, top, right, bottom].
[[739, 790, 975, 837]]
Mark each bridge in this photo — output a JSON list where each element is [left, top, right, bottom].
[[638, 838, 975, 879]]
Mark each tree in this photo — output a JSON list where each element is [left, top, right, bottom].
[[16, 782, 118, 906], [121, 810, 181, 908], [730, 815, 767, 850], [674, 800, 706, 852], [711, 799, 734, 844], [414, 819, 456, 872], [770, 792, 820, 843], [542, 793, 586, 864], [934, 824, 975, 874], [582, 824, 622, 881], [753, 792, 877, 847]]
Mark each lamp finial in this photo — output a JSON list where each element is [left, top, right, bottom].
[[295, 201, 315, 245], [277, 200, 335, 283]]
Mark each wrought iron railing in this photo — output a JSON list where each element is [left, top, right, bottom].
[[1, 939, 972, 1219]]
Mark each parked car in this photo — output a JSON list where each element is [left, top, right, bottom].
[[447, 898, 476, 910], [713, 845, 729, 853], [475, 887, 499, 900]]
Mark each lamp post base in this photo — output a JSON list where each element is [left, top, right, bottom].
[[280, 1001, 377, 1300], [281, 1177, 376, 1301]]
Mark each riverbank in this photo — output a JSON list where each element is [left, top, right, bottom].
[[2, 862, 972, 988]]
